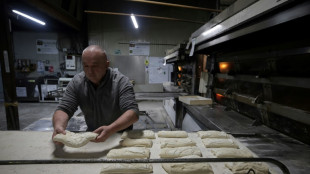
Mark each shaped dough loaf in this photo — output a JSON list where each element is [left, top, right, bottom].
[[121, 130, 155, 139], [160, 138, 196, 148], [158, 131, 188, 138], [225, 162, 269, 174], [107, 147, 150, 159], [53, 131, 98, 148], [162, 155, 214, 174], [121, 138, 153, 148], [211, 148, 253, 158], [162, 163, 214, 174], [160, 147, 202, 158], [197, 131, 229, 139], [100, 163, 153, 174], [202, 138, 239, 148]]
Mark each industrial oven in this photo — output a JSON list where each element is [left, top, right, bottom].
[[164, 0, 310, 173]]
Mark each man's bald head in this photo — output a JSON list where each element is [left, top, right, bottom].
[[82, 45, 109, 85], [82, 45, 108, 62]]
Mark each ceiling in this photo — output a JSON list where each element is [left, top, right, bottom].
[[5, 0, 237, 32]]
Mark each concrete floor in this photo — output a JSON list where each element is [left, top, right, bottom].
[[0, 100, 174, 131], [0, 102, 58, 130]]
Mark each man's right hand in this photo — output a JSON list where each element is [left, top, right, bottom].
[[52, 110, 70, 145], [52, 127, 66, 145]]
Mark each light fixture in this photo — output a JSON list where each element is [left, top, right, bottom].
[[130, 14, 138, 29], [12, 10, 46, 25]]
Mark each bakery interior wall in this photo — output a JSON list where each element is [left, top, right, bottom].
[[86, 0, 214, 57], [1, 0, 218, 100], [85, 0, 217, 85]]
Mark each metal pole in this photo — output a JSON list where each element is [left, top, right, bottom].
[[0, 158, 290, 174], [0, 0, 20, 130]]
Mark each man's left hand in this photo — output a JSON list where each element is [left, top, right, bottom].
[[93, 125, 113, 142]]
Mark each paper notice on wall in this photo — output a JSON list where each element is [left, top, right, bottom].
[[16, 87, 27, 97], [129, 41, 150, 56], [148, 57, 172, 83], [37, 61, 45, 72], [36, 39, 58, 54]]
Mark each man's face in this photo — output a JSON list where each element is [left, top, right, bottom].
[[82, 50, 108, 85]]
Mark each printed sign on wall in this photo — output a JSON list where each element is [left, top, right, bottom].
[[129, 41, 150, 56], [36, 39, 58, 54]]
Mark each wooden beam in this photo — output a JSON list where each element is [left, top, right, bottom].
[[84, 10, 205, 24], [23, 0, 81, 30], [127, 0, 222, 13]]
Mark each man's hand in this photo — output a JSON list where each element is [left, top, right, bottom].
[[52, 127, 66, 145], [93, 125, 113, 142], [52, 110, 69, 145], [92, 110, 138, 142]]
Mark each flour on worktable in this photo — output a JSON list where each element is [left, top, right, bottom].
[[53, 131, 98, 148]]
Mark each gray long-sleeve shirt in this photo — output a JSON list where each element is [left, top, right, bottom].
[[56, 67, 139, 131]]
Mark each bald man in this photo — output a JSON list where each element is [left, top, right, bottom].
[[52, 45, 139, 142]]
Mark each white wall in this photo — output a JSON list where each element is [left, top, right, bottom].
[[13, 32, 62, 76], [13, 31, 83, 77], [87, 14, 203, 57]]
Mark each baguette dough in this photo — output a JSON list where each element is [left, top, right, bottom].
[[100, 163, 153, 174], [107, 147, 150, 159], [225, 162, 269, 174], [121, 138, 153, 148], [160, 147, 202, 158], [202, 138, 239, 148], [162, 155, 214, 174], [211, 148, 253, 158], [162, 163, 214, 174], [53, 131, 98, 148], [160, 138, 196, 148], [197, 131, 229, 139], [121, 130, 155, 139], [158, 131, 188, 138]]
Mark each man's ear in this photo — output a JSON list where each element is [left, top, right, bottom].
[[106, 61, 110, 67]]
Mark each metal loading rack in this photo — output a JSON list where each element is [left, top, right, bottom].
[[0, 158, 290, 174]]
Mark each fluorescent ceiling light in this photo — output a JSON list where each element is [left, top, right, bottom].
[[12, 10, 46, 25], [130, 14, 138, 29]]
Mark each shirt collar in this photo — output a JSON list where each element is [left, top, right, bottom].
[[84, 67, 111, 88]]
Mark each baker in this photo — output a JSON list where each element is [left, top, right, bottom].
[[52, 45, 139, 143]]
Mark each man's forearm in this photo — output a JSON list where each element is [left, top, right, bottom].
[[53, 110, 69, 130], [109, 109, 138, 133]]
